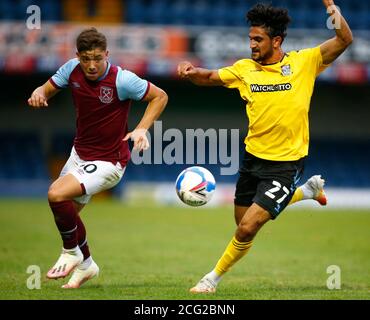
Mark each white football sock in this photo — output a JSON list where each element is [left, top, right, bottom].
[[207, 270, 222, 285], [63, 246, 81, 254], [300, 184, 314, 200], [79, 256, 92, 270]]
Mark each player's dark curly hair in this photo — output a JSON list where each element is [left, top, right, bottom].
[[246, 3, 291, 41], [76, 27, 107, 52]]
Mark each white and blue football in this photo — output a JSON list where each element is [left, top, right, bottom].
[[175, 166, 216, 207]]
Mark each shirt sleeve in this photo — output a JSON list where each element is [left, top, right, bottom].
[[116, 68, 150, 101], [218, 62, 243, 89], [50, 58, 79, 89], [297, 46, 330, 77]]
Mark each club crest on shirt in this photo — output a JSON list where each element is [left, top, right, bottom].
[[281, 64, 292, 76], [99, 86, 114, 103]]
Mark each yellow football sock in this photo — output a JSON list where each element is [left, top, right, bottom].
[[288, 187, 304, 205], [214, 236, 253, 276]]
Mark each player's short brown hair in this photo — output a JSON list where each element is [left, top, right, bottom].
[[246, 3, 291, 41], [76, 27, 107, 52]]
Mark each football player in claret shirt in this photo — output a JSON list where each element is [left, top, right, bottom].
[[28, 28, 168, 288], [178, 0, 352, 293]]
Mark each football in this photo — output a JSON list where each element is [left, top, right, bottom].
[[175, 166, 216, 206]]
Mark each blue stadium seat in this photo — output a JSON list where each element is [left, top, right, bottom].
[[51, 132, 74, 156], [0, 132, 49, 180], [207, 1, 227, 26], [0, 0, 16, 20], [125, 0, 147, 24], [38, 0, 62, 21], [189, 0, 210, 26], [1, 0, 368, 30], [226, 1, 248, 26], [0, 0, 61, 21], [310, 8, 328, 29], [169, 0, 190, 26], [354, 10, 370, 30], [146, 1, 169, 25]]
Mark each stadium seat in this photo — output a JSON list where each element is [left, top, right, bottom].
[[188, 0, 209, 26], [146, 1, 168, 25], [0, 0, 16, 20], [125, 0, 147, 24], [225, 2, 248, 27], [39, 0, 62, 21], [0, 0, 367, 30], [0, 132, 49, 180], [169, 0, 189, 26], [208, 0, 228, 26]]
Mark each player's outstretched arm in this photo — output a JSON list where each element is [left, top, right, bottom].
[[177, 61, 224, 86], [320, 0, 353, 65], [28, 80, 60, 108], [123, 84, 168, 151]]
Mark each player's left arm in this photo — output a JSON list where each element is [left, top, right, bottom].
[[320, 0, 353, 65], [124, 84, 168, 151], [28, 80, 60, 108]]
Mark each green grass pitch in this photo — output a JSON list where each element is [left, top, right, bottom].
[[0, 199, 369, 300]]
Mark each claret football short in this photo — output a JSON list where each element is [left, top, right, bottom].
[[234, 151, 305, 219], [59, 147, 126, 204]]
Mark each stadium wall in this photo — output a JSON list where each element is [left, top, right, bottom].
[[0, 76, 369, 208], [1, 77, 370, 138]]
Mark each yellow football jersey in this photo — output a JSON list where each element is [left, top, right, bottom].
[[218, 46, 329, 161]]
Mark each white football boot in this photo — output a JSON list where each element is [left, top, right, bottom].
[[62, 259, 99, 289], [190, 275, 217, 293], [46, 247, 83, 280], [306, 175, 327, 206]]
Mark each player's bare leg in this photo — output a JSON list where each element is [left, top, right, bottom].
[[190, 204, 270, 293], [189, 206, 248, 293], [234, 205, 250, 225], [235, 176, 327, 228]]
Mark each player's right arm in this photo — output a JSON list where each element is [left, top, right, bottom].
[[177, 61, 224, 86], [319, 0, 353, 65], [28, 80, 60, 108], [28, 58, 78, 108]]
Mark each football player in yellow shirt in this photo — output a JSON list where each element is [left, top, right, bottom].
[[178, 0, 352, 293]]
